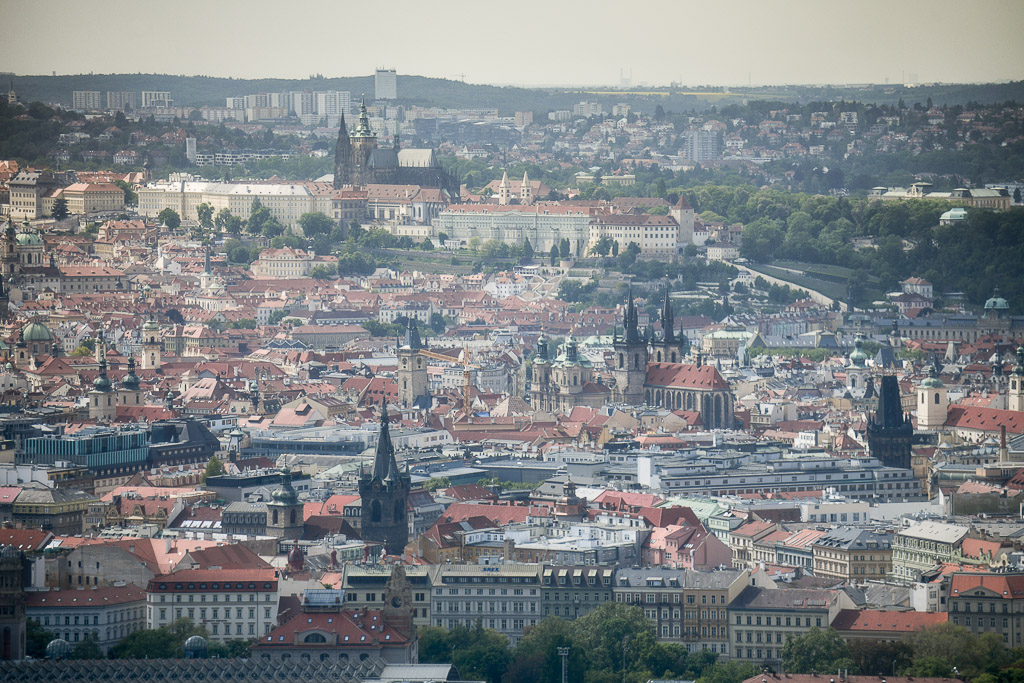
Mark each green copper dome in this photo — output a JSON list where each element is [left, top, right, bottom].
[[985, 288, 1010, 310], [16, 231, 42, 246], [21, 321, 53, 342], [92, 373, 113, 392], [848, 337, 867, 367]]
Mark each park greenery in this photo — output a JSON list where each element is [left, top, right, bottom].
[[27, 618, 252, 660], [418, 617, 1024, 683]]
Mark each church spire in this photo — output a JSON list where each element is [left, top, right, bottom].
[[372, 398, 398, 481], [354, 96, 374, 137], [624, 282, 640, 344], [662, 281, 674, 342], [333, 112, 351, 190]]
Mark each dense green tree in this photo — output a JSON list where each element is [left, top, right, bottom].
[[506, 618, 585, 683], [26, 619, 53, 659], [418, 625, 512, 683], [202, 455, 225, 482], [697, 660, 761, 683], [522, 238, 534, 262], [51, 196, 69, 221], [298, 211, 334, 238], [781, 627, 855, 675], [422, 476, 451, 492], [589, 235, 614, 257], [421, 238, 434, 251], [71, 636, 104, 660], [112, 618, 206, 659], [906, 624, 1008, 680], [310, 264, 335, 280], [114, 180, 138, 206], [559, 238, 571, 259], [157, 208, 181, 230], [196, 202, 214, 229], [549, 244, 559, 266], [849, 639, 913, 677]]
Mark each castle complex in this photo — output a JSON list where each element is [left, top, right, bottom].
[[333, 99, 458, 196]]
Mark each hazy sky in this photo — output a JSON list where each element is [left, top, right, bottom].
[[2, 0, 1023, 86]]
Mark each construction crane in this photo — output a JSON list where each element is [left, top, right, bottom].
[[417, 346, 480, 415]]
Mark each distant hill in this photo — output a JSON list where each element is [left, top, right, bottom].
[[5, 73, 1024, 116]]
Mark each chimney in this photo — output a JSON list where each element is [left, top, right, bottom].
[[1000, 424, 1009, 464]]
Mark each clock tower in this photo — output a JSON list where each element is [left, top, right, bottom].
[[359, 399, 412, 556]]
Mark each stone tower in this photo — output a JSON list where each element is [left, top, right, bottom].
[[396, 321, 429, 409], [266, 467, 304, 539], [89, 357, 117, 422], [530, 334, 552, 411], [140, 316, 162, 370], [613, 284, 648, 405], [1009, 346, 1024, 412], [520, 171, 532, 205], [382, 564, 414, 637], [497, 171, 511, 205], [0, 545, 26, 661], [359, 399, 412, 556], [845, 336, 870, 399], [652, 284, 686, 363], [333, 112, 352, 189], [866, 374, 913, 470], [349, 98, 378, 187], [917, 358, 949, 430], [118, 357, 143, 407]]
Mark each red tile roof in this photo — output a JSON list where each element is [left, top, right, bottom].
[[645, 362, 730, 390], [832, 609, 947, 632], [950, 572, 1024, 597], [26, 585, 146, 608]]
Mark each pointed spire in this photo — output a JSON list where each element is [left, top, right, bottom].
[[372, 397, 398, 482], [203, 245, 211, 275], [354, 96, 374, 137], [662, 281, 674, 343]]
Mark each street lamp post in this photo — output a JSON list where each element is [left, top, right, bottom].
[[557, 646, 570, 683]]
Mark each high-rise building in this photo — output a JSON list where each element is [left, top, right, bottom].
[[315, 90, 352, 118], [72, 91, 102, 111], [683, 128, 720, 162], [185, 137, 197, 164], [375, 69, 397, 100], [140, 91, 171, 108], [106, 91, 136, 111]]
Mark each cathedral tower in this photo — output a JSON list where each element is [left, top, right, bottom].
[[652, 284, 686, 363], [359, 400, 412, 556], [613, 284, 648, 405], [333, 113, 352, 189], [348, 97, 378, 187]]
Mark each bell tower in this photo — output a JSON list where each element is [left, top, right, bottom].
[[1009, 346, 1024, 412], [266, 467, 304, 539], [140, 316, 161, 370], [396, 321, 429, 409], [917, 358, 949, 431], [613, 284, 647, 405]]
